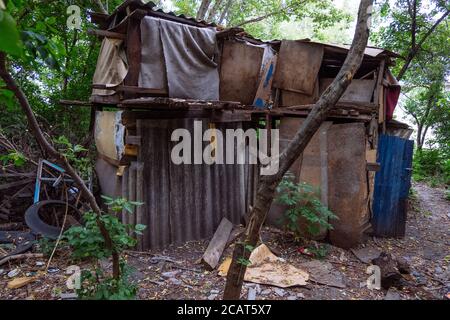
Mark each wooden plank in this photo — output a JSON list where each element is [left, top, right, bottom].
[[319, 122, 332, 207], [210, 110, 252, 122], [219, 40, 264, 105], [127, 162, 137, 237], [281, 77, 319, 106], [125, 135, 141, 145], [367, 162, 381, 172], [320, 78, 376, 103], [328, 123, 369, 249], [201, 217, 233, 270], [90, 94, 120, 105], [375, 59, 386, 124], [287, 101, 377, 113], [87, 29, 126, 40], [59, 100, 92, 106], [92, 84, 167, 95], [253, 54, 277, 108], [273, 41, 324, 95], [135, 162, 144, 250], [121, 166, 129, 226]]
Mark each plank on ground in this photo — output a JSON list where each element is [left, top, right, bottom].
[[202, 217, 233, 270]]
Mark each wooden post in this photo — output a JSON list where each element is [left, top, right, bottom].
[[121, 166, 129, 225], [128, 162, 137, 238], [136, 162, 144, 250]]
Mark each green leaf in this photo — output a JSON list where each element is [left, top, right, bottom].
[[0, 10, 23, 56], [135, 224, 146, 232]]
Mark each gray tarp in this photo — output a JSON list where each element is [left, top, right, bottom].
[[139, 16, 219, 100]]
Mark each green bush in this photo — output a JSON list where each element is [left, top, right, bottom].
[[64, 196, 145, 300], [276, 173, 338, 240], [412, 148, 449, 186]]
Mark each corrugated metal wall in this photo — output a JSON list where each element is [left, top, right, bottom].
[[372, 134, 414, 237], [122, 118, 258, 250]]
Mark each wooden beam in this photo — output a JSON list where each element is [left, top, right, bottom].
[[125, 135, 141, 145], [87, 29, 126, 40], [216, 27, 245, 39], [92, 84, 167, 96], [211, 110, 252, 122], [90, 94, 120, 105], [59, 100, 92, 106]]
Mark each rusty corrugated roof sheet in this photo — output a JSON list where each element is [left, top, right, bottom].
[[101, 1, 399, 57]]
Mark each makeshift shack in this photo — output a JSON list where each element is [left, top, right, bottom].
[[86, 0, 412, 250]]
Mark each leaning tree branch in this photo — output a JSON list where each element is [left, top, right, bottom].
[[397, 8, 450, 80], [0, 51, 120, 279], [223, 0, 374, 300]]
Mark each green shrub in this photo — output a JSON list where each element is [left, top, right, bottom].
[[412, 148, 449, 186], [64, 196, 145, 300], [77, 261, 137, 300], [276, 173, 338, 240]]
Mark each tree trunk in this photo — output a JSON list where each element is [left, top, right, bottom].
[[223, 0, 374, 300], [218, 0, 232, 25], [416, 123, 423, 150], [206, 0, 224, 22], [197, 0, 213, 21]]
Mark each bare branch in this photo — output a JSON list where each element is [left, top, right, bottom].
[[397, 8, 450, 80], [94, 0, 108, 15]]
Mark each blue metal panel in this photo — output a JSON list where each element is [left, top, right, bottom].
[[372, 135, 414, 237]]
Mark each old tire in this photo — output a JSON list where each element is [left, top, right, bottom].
[[25, 200, 81, 240]]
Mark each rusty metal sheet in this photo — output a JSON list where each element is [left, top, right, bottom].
[[328, 123, 369, 249], [125, 118, 256, 249], [273, 41, 324, 95], [220, 40, 264, 105]]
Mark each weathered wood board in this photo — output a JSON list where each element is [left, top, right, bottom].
[[328, 123, 369, 249], [267, 118, 331, 240], [281, 77, 319, 106], [273, 41, 324, 95], [320, 78, 376, 103], [202, 217, 233, 270], [219, 40, 264, 105]]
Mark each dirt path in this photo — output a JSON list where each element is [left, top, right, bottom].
[[0, 183, 448, 300]]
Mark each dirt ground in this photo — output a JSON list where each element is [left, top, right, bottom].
[[0, 182, 448, 300]]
